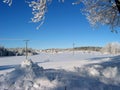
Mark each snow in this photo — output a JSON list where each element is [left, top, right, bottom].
[[0, 51, 120, 90], [21, 59, 34, 68]]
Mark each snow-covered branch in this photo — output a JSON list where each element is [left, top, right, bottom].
[[3, 0, 12, 6], [80, 0, 120, 32], [2, 0, 120, 30], [28, 0, 48, 29]]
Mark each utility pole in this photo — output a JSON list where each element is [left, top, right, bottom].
[[24, 40, 29, 60], [73, 42, 75, 55], [0, 51, 1, 56]]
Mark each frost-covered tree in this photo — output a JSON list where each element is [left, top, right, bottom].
[[78, 0, 120, 32], [2, 0, 120, 31], [101, 42, 120, 54]]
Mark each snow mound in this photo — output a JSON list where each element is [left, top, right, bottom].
[[21, 59, 34, 67], [74, 64, 120, 86], [0, 59, 44, 90], [0, 59, 64, 90]]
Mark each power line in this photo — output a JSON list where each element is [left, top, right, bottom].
[[0, 38, 25, 41]]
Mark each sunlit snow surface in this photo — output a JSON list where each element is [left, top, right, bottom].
[[0, 51, 120, 90]]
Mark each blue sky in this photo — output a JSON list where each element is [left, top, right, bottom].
[[0, 0, 120, 49]]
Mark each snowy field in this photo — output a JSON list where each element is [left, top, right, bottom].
[[0, 51, 120, 90]]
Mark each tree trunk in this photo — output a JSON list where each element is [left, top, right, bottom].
[[115, 0, 120, 13]]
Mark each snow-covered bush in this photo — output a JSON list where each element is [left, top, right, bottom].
[[101, 42, 120, 54]]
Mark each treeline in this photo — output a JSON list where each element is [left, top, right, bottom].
[[74, 47, 102, 51], [42, 43, 120, 55], [0, 46, 15, 56], [0, 46, 38, 57], [41, 47, 102, 54], [74, 43, 120, 54]]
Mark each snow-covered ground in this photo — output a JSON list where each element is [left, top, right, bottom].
[[0, 51, 120, 90]]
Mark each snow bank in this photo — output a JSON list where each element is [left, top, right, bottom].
[[0, 59, 44, 90], [74, 64, 120, 86]]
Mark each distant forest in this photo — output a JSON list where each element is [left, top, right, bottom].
[[74, 47, 102, 51], [0, 46, 38, 57]]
